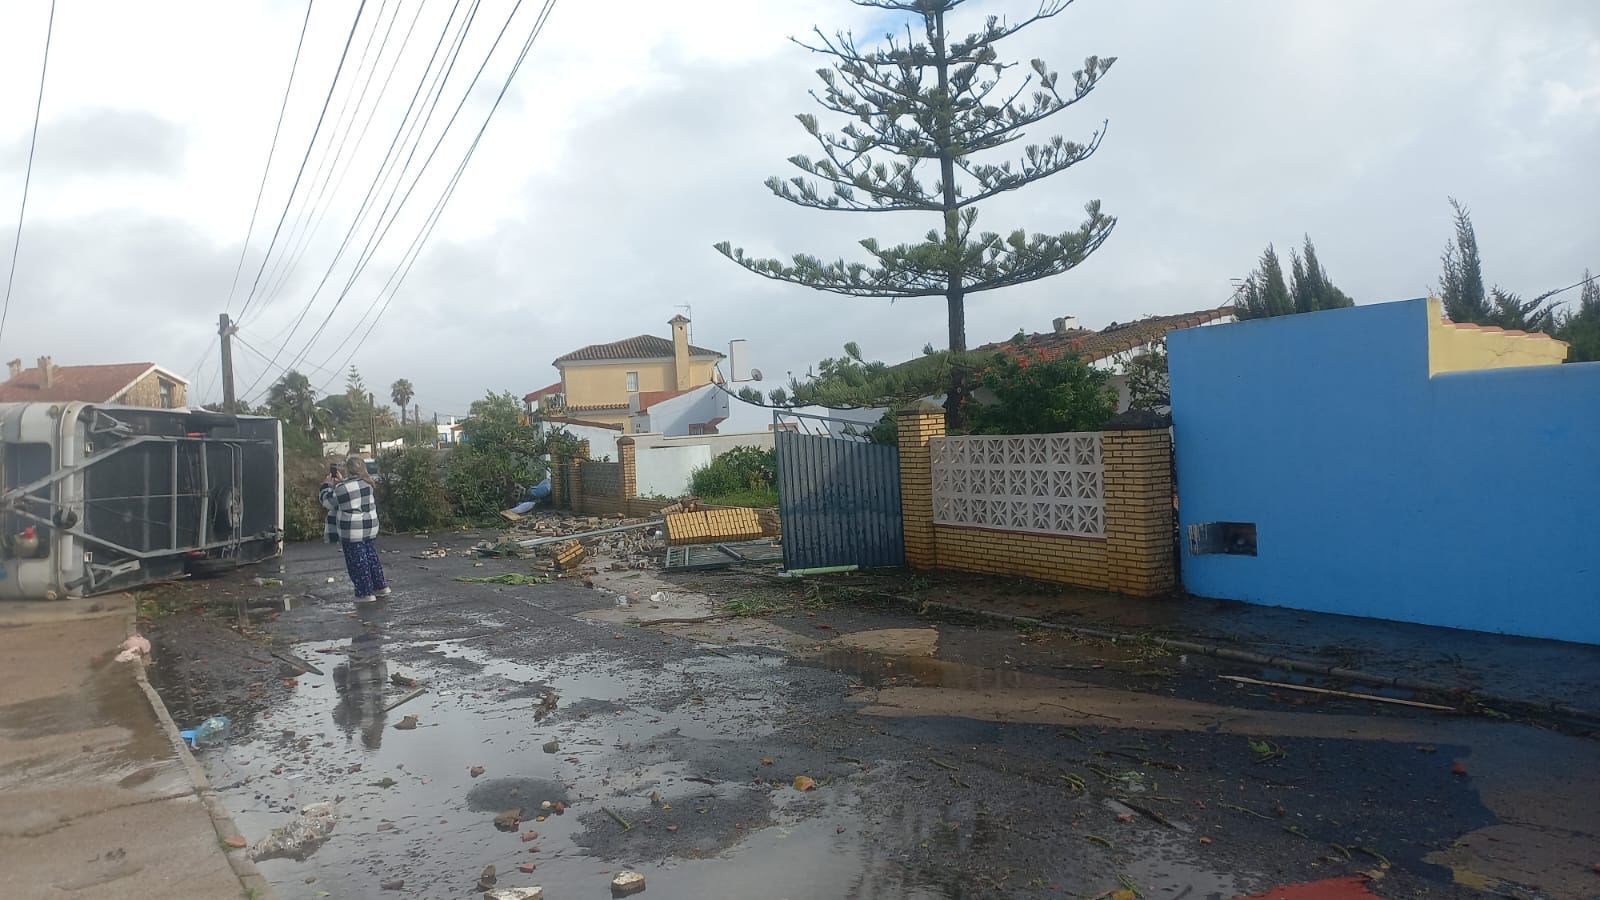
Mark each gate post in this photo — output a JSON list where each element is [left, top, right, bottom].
[[897, 406, 944, 569], [617, 437, 637, 500], [1103, 422, 1176, 596], [570, 440, 591, 515]]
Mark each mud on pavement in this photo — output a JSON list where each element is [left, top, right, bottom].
[[142, 534, 1600, 899]]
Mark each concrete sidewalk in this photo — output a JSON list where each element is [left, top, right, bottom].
[[0, 594, 267, 899]]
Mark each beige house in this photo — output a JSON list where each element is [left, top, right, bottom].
[[548, 316, 722, 431], [0, 357, 188, 409]]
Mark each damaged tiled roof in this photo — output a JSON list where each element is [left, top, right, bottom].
[[538, 415, 623, 430], [523, 381, 562, 403], [978, 305, 1235, 364], [554, 334, 723, 365], [0, 362, 180, 403]]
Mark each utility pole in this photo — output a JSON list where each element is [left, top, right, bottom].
[[217, 313, 237, 413], [433, 411, 439, 448], [368, 392, 378, 457]]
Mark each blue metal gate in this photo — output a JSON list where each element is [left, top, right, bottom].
[[774, 414, 903, 570]]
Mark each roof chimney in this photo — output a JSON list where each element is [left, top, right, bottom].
[[36, 356, 54, 389], [6, 359, 20, 379], [1052, 316, 1079, 335], [669, 314, 692, 391]]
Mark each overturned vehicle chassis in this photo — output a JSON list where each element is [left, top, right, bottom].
[[0, 402, 282, 600]]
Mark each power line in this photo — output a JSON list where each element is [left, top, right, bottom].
[[315, 0, 560, 392], [224, 0, 315, 316], [239, 0, 480, 400], [251, 0, 402, 316], [1535, 269, 1598, 306], [293, 0, 549, 384], [236, 0, 372, 323], [267, 0, 495, 380], [253, 0, 425, 318], [0, 0, 57, 354], [235, 330, 340, 381]]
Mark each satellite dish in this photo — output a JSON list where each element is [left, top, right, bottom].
[[750, 368, 764, 382]]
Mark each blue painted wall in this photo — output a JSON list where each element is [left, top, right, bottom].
[[1168, 298, 1600, 644]]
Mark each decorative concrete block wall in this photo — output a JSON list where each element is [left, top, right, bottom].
[[897, 409, 1174, 597]]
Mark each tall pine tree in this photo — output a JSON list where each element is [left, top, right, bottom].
[[717, 0, 1116, 426]]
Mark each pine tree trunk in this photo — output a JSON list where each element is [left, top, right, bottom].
[[933, 6, 967, 431]]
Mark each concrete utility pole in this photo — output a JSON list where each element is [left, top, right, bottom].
[[217, 313, 237, 413], [368, 392, 378, 457]]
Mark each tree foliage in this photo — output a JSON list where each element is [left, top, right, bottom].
[[376, 446, 449, 532], [390, 378, 414, 427], [786, 342, 955, 408], [1554, 271, 1600, 362], [689, 446, 777, 501], [963, 349, 1116, 434], [1438, 198, 1555, 332], [445, 391, 545, 519], [1235, 236, 1351, 320], [718, 0, 1116, 426], [1120, 339, 1169, 411], [266, 371, 324, 438]]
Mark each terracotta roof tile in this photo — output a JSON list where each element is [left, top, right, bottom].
[[976, 305, 1235, 364], [523, 381, 562, 403], [0, 362, 178, 403], [554, 334, 722, 365], [566, 402, 629, 413]]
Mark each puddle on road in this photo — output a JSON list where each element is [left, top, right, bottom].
[[198, 633, 939, 899], [797, 647, 1068, 691]]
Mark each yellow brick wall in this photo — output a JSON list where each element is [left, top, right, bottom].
[[896, 409, 943, 568], [665, 508, 764, 544], [931, 524, 1110, 588], [897, 410, 1175, 597], [1102, 428, 1176, 597]]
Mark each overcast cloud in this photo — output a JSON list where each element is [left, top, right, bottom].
[[0, 0, 1594, 417]]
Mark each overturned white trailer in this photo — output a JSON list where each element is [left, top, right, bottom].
[[0, 402, 283, 600]]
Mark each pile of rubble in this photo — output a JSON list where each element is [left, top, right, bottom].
[[485, 511, 669, 575]]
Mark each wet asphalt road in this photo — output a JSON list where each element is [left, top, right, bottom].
[[144, 533, 1600, 900]]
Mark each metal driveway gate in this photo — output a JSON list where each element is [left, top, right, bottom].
[[774, 412, 903, 570]]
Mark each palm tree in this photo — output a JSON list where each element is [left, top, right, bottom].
[[390, 378, 414, 427], [266, 371, 322, 437]]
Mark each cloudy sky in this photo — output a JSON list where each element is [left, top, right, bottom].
[[0, 0, 1595, 418]]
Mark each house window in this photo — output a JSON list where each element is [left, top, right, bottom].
[[625, 371, 639, 392], [158, 380, 175, 408], [1189, 522, 1257, 556]]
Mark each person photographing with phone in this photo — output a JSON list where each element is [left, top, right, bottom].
[[321, 456, 390, 603]]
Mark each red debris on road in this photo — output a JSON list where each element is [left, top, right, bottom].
[[1239, 876, 1380, 900]]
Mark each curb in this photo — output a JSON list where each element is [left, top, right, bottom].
[[125, 604, 278, 900]]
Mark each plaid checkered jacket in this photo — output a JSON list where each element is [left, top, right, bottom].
[[321, 477, 381, 542]]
